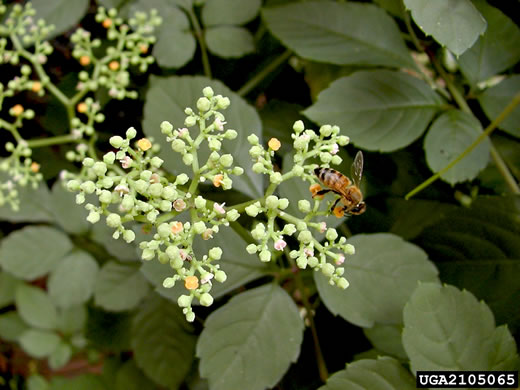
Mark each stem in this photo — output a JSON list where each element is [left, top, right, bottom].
[[406, 92, 520, 199], [187, 7, 211, 78], [26, 134, 79, 148], [237, 50, 292, 97]]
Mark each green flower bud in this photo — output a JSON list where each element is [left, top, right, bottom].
[[259, 250, 271, 262], [120, 195, 134, 210], [296, 221, 307, 231], [331, 155, 342, 165], [336, 267, 345, 276], [76, 193, 85, 204], [82, 157, 94, 167], [148, 183, 163, 197], [296, 256, 307, 269], [171, 139, 186, 153], [252, 162, 264, 174], [246, 244, 258, 254], [249, 145, 263, 158], [245, 204, 260, 217], [193, 221, 206, 235], [165, 245, 180, 260], [326, 228, 338, 241], [216, 96, 230, 109], [232, 166, 244, 175], [224, 129, 237, 139], [123, 229, 135, 243], [221, 177, 232, 189], [209, 247, 222, 260], [200, 293, 214, 307], [103, 151, 115, 165], [150, 156, 164, 168], [160, 121, 173, 134], [92, 161, 108, 176], [126, 127, 137, 139], [344, 244, 355, 255], [147, 210, 158, 223], [141, 248, 155, 261], [269, 172, 283, 184], [170, 257, 183, 269], [208, 138, 221, 150], [197, 97, 211, 112], [278, 198, 289, 210], [319, 152, 332, 164], [163, 277, 176, 288], [226, 209, 240, 222], [178, 294, 192, 308], [99, 190, 112, 204], [265, 195, 279, 209], [298, 230, 313, 244], [186, 312, 195, 322], [322, 263, 335, 277], [162, 186, 177, 200], [247, 134, 259, 145], [109, 135, 124, 148], [220, 154, 233, 167], [176, 173, 190, 185], [308, 256, 319, 268], [337, 135, 349, 146], [185, 116, 197, 127], [182, 153, 194, 165], [298, 200, 311, 213], [159, 200, 172, 212], [293, 136, 309, 150], [319, 125, 332, 137], [337, 277, 349, 289], [80, 181, 96, 194], [293, 120, 304, 133], [106, 213, 121, 228], [282, 224, 296, 235], [293, 165, 304, 176], [194, 196, 206, 209], [134, 179, 148, 194], [157, 223, 171, 238], [87, 211, 100, 224], [66, 179, 80, 191], [203, 86, 214, 98], [215, 270, 227, 283]]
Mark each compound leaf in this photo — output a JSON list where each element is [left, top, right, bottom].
[[15, 284, 57, 330]]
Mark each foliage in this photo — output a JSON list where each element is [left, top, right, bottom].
[[0, 0, 519, 389]]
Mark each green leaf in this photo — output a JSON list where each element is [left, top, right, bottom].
[[31, 0, 89, 39], [318, 357, 416, 390], [0, 177, 53, 223], [478, 75, 520, 138], [48, 341, 72, 370], [262, 2, 415, 68], [115, 360, 157, 390], [314, 233, 439, 327], [458, 0, 520, 86], [27, 374, 49, 390], [363, 324, 407, 359], [415, 196, 520, 331], [0, 226, 73, 280], [0, 312, 29, 342], [197, 284, 304, 390], [16, 284, 58, 330], [130, 0, 195, 68], [402, 283, 516, 372], [143, 75, 263, 199], [303, 70, 443, 152], [56, 305, 87, 335], [424, 109, 490, 185], [0, 271, 21, 309], [403, 0, 486, 56], [202, 0, 261, 26], [141, 224, 267, 302], [48, 251, 99, 308], [94, 261, 150, 311], [373, 0, 405, 19], [86, 308, 132, 352], [19, 329, 61, 358], [49, 374, 107, 390], [132, 294, 196, 389], [205, 26, 255, 58], [489, 325, 519, 370], [49, 182, 90, 234]]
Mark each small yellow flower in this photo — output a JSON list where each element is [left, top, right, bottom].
[[309, 183, 322, 198], [139, 44, 149, 54], [333, 206, 344, 218], [171, 221, 183, 234], [213, 174, 224, 187], [11, 104, 24, 116], [137, 138, 152, 151], [102, 18, 112, 28], [185, 275, 199, 290], [268, 137, 281, 151], [77, 102, 88, 113], [31, 81, 42, 93], [30, 162, 40, 173], [109, 61, 119, 71], [79, 55, 91, 66]]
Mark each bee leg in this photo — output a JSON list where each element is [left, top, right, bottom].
[[330, 197, 341, 213], [313, 189, 332, 198]]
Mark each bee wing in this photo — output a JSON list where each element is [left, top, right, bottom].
[[351, 151, 364, 187]]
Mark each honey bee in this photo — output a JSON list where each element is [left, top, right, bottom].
[[313, 151, 366, 215]]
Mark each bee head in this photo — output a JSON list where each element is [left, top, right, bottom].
[[349, 201, 366, 215], [313, 167, 321, 176]]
